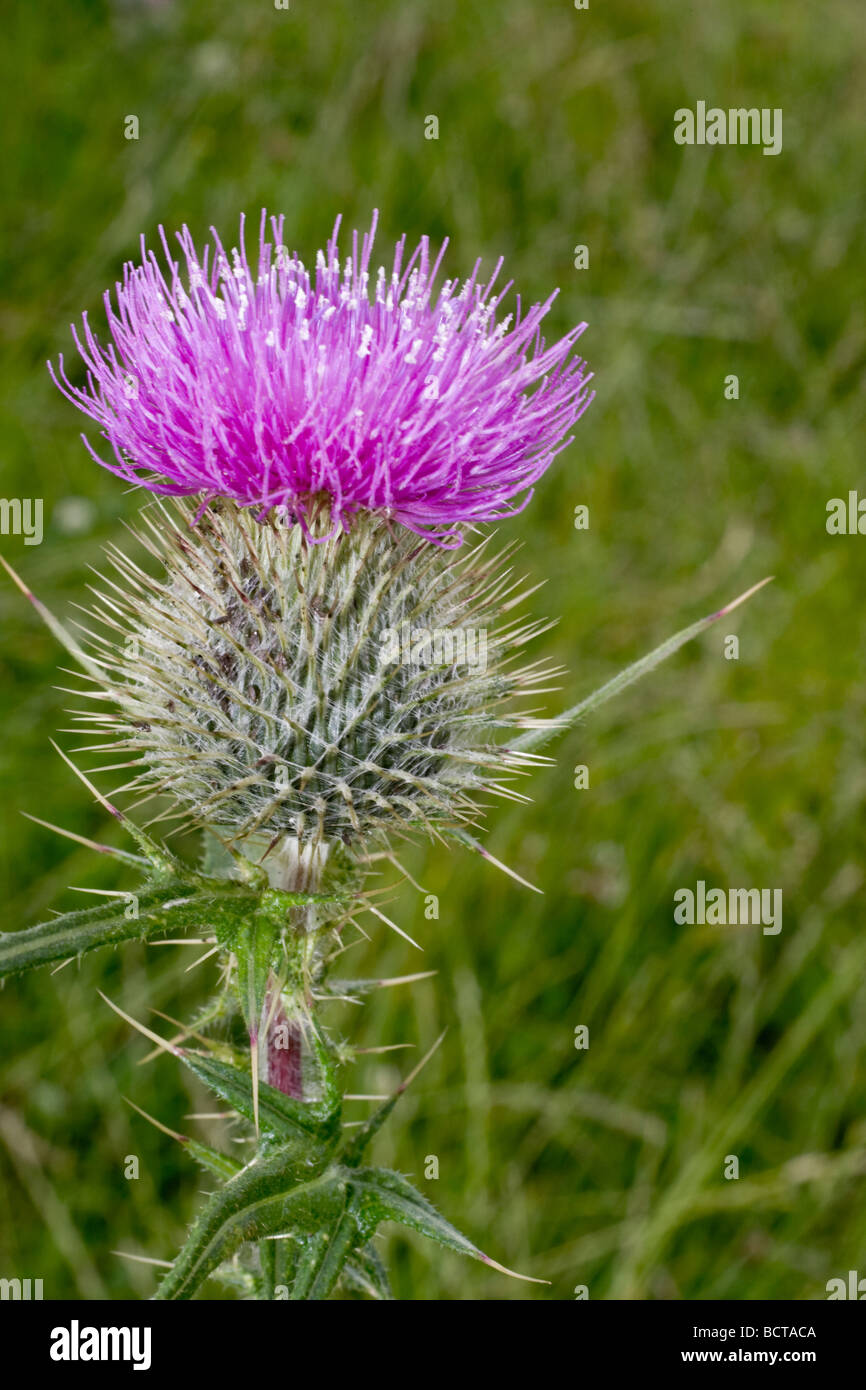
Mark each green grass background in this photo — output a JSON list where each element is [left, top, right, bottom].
[[1, 0, 865, 1300]]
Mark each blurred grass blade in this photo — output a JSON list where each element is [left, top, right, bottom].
[[341, 1030, 446, 1167]]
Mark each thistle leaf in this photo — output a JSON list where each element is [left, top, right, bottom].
[[285, 1231, 330, 1300], [154, 1151, 343, 1300], [185, 1138, 243, 1182], [322, 970, 437, 999], [235, 910, 281, 1040], [258, 1238, 277, 1300], [341, 1244, 393, 1300], [0, 882, 252, 978], [349, 1167, 547, 1284], [289, 1200, 363, 1301], [179, 1052, 342, 1148], [124, 1096, 241, 1181]]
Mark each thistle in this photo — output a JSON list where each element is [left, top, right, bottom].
[[1, 211, 768, 1300]]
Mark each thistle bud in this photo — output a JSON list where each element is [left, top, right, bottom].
[[78, 499, 557, 853]]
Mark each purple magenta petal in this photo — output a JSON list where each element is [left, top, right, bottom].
[[49, 211, 595, 543]]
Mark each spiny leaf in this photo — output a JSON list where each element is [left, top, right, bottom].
[[0, 881, 254, 978], [154, 1155, 343, 1301], [235, 910, 282, 1042], [341, 1244, 393, 1300], [289, 1198, 362, 1301], [179, 1052, 342, 1148], [443, 827, 542, 893], [48, 738, 191, 880], [124, 1097, 242, 1182], [258, 1239, 277, 1300], [268, 1232, 300, 1297], [349, 1167, 548, 1285], [184, 1138, 242, 1182], [0, 866, 332, 980], [23, 812, 147, 868], [285, 1231, 331, 1301], [321, 970, 437, 999]]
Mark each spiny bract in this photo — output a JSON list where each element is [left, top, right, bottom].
[[75, 501, 557, 848]]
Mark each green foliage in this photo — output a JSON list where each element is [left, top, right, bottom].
[[0, 857, 339, 979], [0, 526, 765, 1301], [0, 799, 532, 1296]]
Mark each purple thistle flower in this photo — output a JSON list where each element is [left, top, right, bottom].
[[50, 211, 594, 546]]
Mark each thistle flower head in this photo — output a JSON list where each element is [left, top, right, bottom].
[[76, 500, 555, 850], [50, 211, 594, 546]]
